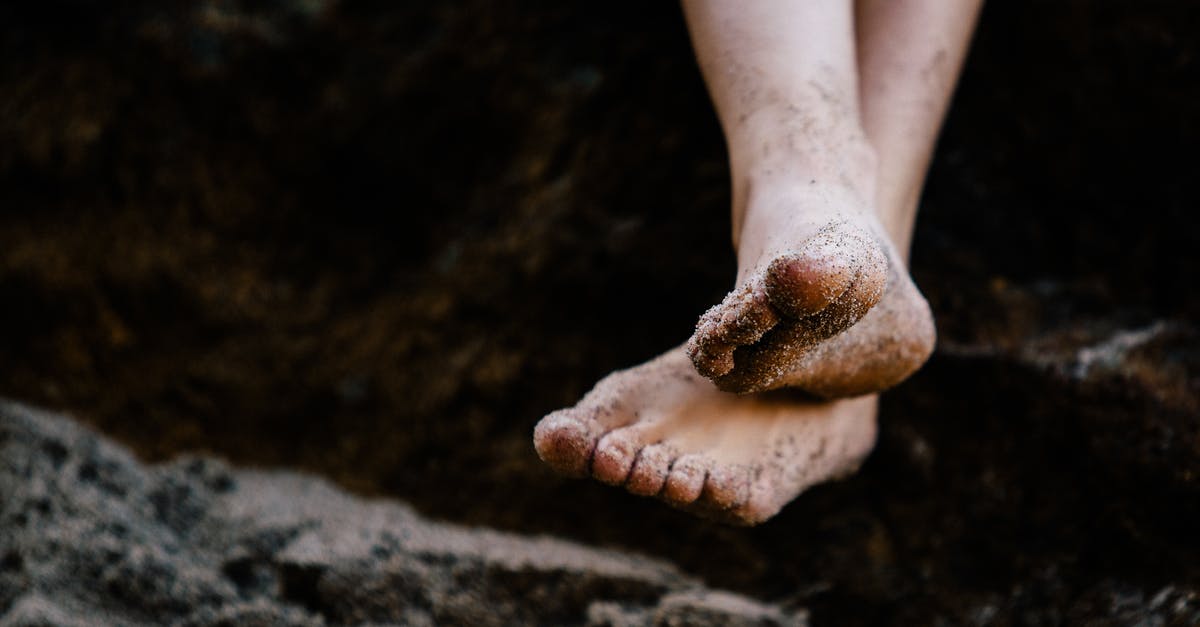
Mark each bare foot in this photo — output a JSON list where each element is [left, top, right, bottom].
[[533, 348, 877, 525], [686, 179, 933, 396]]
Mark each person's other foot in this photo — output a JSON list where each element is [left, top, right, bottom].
[[533, 348, 878, 525]]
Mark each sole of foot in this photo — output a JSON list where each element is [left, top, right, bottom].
[[776, 245, 936, 398], [533, 348, 878, 526], [686, 184, 934, 396], [685, 181, 893, 394]]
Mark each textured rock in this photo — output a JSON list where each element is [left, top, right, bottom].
[[0, 401, 806, 626]]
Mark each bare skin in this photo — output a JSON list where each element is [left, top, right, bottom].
[[535, 350, 877, 524], [683, 0, 896, 394], [534, 0, 981, 525]]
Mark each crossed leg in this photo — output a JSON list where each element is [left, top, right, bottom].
[[535, 0, 982, 525]]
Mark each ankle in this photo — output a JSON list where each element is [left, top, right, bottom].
[[730, 137, 878, 250], [873, 174, 922, 260]]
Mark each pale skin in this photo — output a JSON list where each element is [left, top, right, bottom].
[[535, 0, 983, 524]]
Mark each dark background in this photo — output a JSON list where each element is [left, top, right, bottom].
[[1, 1, 1198, 624]]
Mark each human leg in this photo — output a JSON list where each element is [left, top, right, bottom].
[[533, 2, 981, 524], [774, 0, 981, 397], [857, 0, 983, 252], [680, 0, 891, 394]]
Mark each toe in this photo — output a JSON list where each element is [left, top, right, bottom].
[[730, 479, 785, 526], [533, 409, 602, 478], [685, 338, 735, 380], [765, 226, 875, 319], [661, 454, 710, 506], [700, 464, 752, 511], [686, 280, 780, 379], [625, 443, 674, 496], [592, 427, 646, 485]]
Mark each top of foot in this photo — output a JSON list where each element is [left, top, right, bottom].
[[533, 348, 879, 525]]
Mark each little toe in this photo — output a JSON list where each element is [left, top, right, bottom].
[[686, 338, 735, 380], [625, 443, 675, 496], [686, 281, 780, 379], [730, 475, 787, 526], [533, 409, 603, 478], [661, 454, 710, 506], [592, 427, 647, 485]]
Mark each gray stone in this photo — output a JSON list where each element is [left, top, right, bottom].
[[0, 401, 806, 627]]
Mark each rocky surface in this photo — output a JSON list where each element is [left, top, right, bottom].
[[1, 0, 1198, 624], [0, 401, 807, 626]]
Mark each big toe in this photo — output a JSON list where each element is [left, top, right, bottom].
[[533, 410, 601, 478], [765, 224, 887, 319]]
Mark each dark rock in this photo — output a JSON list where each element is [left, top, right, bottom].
[[0, 401, 807, 626]]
